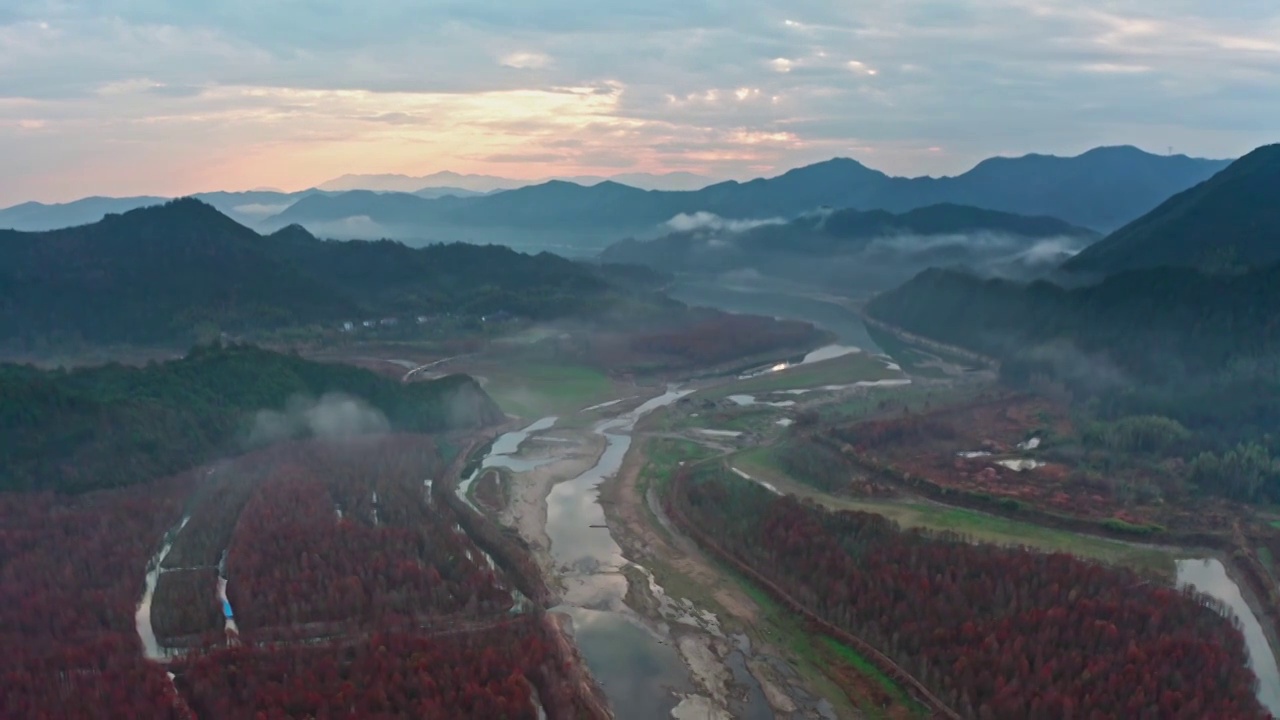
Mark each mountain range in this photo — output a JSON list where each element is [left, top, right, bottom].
[[259, 146, 1229, 247], [1, 147, 1229, 248], [0, 199, 630, 348], [318, 170, 717, 193]]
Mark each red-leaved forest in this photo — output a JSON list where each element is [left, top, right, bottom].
[[666, 466, 1269, 720], [1, 435, 602, 719]]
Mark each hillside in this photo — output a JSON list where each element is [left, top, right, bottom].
[[1064, 144, 1280, 274], [264, 147, 1228, 240], [0, 199, 627, 348], [601, 203, 1098, 291], [865, 263, 1280, 449], [259, 223, 612, 318], [0, 199, 358, 346], [0, 342, 504, 493]]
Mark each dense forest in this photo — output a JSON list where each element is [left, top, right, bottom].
[[176, 619, 599, 719], [225, 440, 511, 636], [0, 476, 193, 719], [866, 265, 1280, 459], [667, 467, 1267, 719], [0, 433, 605, 719], [0, 342, 503, 493], [0, 198, 663, 348]]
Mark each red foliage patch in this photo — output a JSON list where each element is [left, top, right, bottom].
[[0, 479, 194, 718], [674, 473, 1267, 719]]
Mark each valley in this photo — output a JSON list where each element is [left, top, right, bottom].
[[2, 135, 1278, 718]]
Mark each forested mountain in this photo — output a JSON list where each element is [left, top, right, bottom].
[[866, 263, 1280, 451], [263, 146, 1227, 241], [0, 342, 504, 493], [0, 199, 358, 346], [601, 203, 1098, 291], [1063, 144, 1280, 275], [0, 199, 634, 348]]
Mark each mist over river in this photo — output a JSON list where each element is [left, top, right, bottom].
[[667, 279, 881, 352]]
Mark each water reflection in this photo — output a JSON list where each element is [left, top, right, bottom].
[[545, 388, 697, 719], [1177, 558, 1280, 715], [558, 607, 692, 717]]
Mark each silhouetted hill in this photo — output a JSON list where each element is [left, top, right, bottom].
[[0, 199, 358, 346], [601, 203, 1097, 290], [0, 343, 503, 493], [258, 223, 610, 317], [0, 199, 627, 348], [265, 147, 1229, 240], [1063, 144, 1280, 274]]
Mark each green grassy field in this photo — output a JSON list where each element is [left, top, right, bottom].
[[481, 362, 616, 418], [706, 353, 901, 398], [732, 446, 1176, 580]]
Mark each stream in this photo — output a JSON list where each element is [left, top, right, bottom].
[[135, 515, 190, 662], [544, 388, 698, 719], [457, 416, 560, 511], [463, 389, 770, 717], [1177, 558, 1280, 716]]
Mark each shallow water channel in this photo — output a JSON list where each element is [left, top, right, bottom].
[[544, 389, 698, 718], [464, 390, 769, 718], [1177, 558, 1280, 716]]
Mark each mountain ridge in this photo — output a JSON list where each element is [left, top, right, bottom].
[[1063, 143, 1280, 274], [264, 146, 1231, 240], [0, 198, 626, 348]]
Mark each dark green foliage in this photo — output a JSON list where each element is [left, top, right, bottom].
[[866, 263, 1280, 459], [1064, 144, 1280, 274], [777, 440, 851, 493], [258, 225, 612, 319], [1082, 416, 1192, 455], [0, 343, 503, 494], [0, 199, 638, 348], [1189, 444, 1280, 503], [0, 199, 357, 346]]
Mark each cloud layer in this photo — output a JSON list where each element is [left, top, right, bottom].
[[2, 0, 1278, 204]]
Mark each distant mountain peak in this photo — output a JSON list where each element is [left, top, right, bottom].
[[1063, 142, 1280, 274]]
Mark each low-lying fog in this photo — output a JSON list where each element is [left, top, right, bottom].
[[600, 210, 1096, 296]]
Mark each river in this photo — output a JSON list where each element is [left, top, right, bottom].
[[667, 279, 880, 351], [1177, 558, 1280, 716], [465, 389, 765, 717], [545, 389, 702, 719]]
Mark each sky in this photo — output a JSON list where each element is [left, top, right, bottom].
[[1, 0, 1278, 205]]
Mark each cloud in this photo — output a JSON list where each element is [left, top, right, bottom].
[[247, 392, 391, 447], [482, 151, 569, 163], [1, 0, 1277, 204], [501, 51, 551, 69], [665, 211, 785, 234]]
